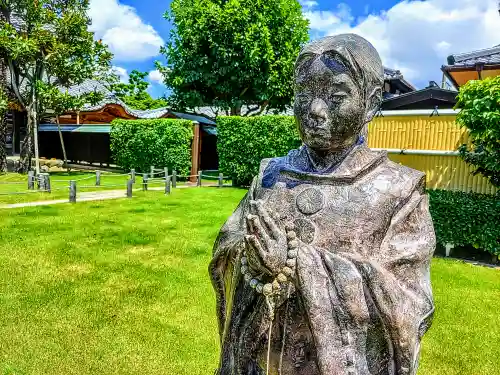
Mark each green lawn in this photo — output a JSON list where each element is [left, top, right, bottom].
[[0, 188, 498, 375], [0, 172, 219, 205]]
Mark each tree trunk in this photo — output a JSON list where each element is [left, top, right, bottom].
[[17, 105, 35, 173], [56, 115, 69, 170], [0, 112, 6, 172], [230, 105, 242, 116]]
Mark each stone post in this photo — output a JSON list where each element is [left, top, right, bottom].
[[142, 173, 148, 191], [28, 171, 35, 190], [69, 180, 76, 203], [44, 174, 51, 193], [127, 179, 133, 198], [96, 170, 101, 186], [131, 169, 136, 183], [198, 171, 202, 187], [165, 176, 171, 195], [218, 173, 224, 188], [172, 170, 177, 188]]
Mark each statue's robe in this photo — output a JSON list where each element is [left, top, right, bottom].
[[210, 144, 435, 375]]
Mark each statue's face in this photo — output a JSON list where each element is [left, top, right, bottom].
[[294, 54, 366, 152]]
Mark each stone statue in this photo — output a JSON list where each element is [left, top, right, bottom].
[[210, 34, 435, 375]]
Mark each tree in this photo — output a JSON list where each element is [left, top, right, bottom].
[[112, 70, 168, 111], [455, 76, 500, 188], [37, 81, 104, 169], [0, 0, 113, 173], [0, 87, 8, 172], [158, 0, 309, 116]]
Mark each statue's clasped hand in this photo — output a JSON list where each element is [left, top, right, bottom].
[[244, 200, 289, 276]]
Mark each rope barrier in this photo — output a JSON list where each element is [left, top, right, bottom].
[[79, 184, 127, 189], [100, 173, 132, 177], [52, 175, 95, 182], [0, 190, 45, 196], [51, 186, 70, 191], [148, 177, 169, 182], [0, 181, 27, 185], [149, 171, 166, 177]]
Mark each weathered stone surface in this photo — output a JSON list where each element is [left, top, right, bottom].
[[210, 34, 435, 375]]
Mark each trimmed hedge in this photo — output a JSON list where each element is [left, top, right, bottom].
[[217, 116, 300, 186], [428, 190, 499, 256], [110, 119, 193, 174]]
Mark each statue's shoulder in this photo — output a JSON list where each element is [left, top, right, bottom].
[[381, 158, 427, 194]]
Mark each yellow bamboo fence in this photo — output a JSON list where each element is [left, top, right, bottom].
[[368, 109, 497, 194]]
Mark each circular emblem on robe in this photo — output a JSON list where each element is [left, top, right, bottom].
[[296, 188, 325, 215], [293, 218, 316, 244]]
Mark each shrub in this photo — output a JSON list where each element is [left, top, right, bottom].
[[110, 119, 193, 174], [428, 190, 499, 256], [456, 76, 500, 187], [217, 116, 301, 186]]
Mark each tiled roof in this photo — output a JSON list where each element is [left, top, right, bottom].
[[384, 67, 403, 80], [62, 80, 216, 124], [447, 45, 500, 66]]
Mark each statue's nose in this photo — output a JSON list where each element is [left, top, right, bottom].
[[310, 98, 328, 122]]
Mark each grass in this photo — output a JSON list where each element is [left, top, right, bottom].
[[0, 172, 223, 205], [0, 188, 498, 375]]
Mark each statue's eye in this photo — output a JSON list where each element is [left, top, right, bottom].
[[321, 55, 348, 74]]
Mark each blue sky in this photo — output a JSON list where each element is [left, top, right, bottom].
[[88, 0, 500, 98]]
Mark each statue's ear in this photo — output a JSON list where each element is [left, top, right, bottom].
[[365, 86, 383, 124]]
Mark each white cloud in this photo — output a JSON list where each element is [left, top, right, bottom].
[[88, 0, 164, 62], [303, 0, 500, 88], [148, 70, 164, 84], [112, 66, 129, 83]]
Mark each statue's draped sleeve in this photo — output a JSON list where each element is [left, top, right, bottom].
[[209, 177, 258, 341], [296, 188, 435, 375]]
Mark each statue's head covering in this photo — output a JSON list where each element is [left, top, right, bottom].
[[295, 34, 384, 107]]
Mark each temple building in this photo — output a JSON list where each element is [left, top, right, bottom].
[[442, 45, 500, 89]]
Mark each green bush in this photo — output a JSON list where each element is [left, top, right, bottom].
[[456, 76, 500, 187], [428, 190, 499, 255], [217, 116, 300, 186], [110, 119, 193, 174]]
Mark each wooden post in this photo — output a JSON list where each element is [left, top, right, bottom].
[[142, 173, 148, 191], [150, 166, 155, 176], [127, 179, 133, 198], [164, 167, 169, 179], [165, 176, 171, 195], [197, 171, 202, 187], [445, 243, 454, 257], [218, 173, 223, 188], [190, 121, 201, 183], [131, 169, 136, 183], [28, 171, 34, 190], [69, 180, 76, 203], [172, 170, 177, 188], [96, 170, 101, 186]]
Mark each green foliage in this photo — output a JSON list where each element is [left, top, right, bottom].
[[111, 70, 168, 110], [217, 116, 300, 186], [159, 0, 309, 115], [37, 81, 104, 115], [455, 76, 500, 187], [110, 119, 193, 174], [428, 189, 500, 255], [0, 0, 113, 171]]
